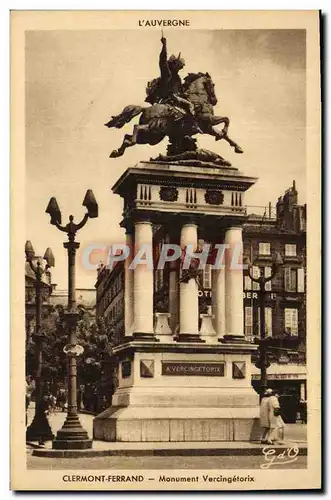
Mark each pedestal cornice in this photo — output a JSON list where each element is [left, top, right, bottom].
[[112, 340, 258, 358], [112, 162, 258, 196]]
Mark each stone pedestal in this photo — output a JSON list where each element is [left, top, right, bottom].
[[94, 160, 259, 443], [93, 341, 260, 442]]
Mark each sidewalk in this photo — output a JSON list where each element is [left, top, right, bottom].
[[27, 408, 307, 458]]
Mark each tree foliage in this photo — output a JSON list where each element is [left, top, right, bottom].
[[26, 305, 116, 394]]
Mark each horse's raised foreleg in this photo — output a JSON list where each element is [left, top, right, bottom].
[[213, 126, 244, 153], [205, 115, 243, 154], [110, 133, 134, 158], [210, 115, 230, 135]]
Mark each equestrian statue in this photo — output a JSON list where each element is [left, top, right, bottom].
[[105, 35, 243, 166]]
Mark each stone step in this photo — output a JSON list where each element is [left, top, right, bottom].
[[30, 440, 307, 459]]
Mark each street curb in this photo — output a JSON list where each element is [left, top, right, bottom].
[[32, 445, 307, 459], [27, 442, 43, 449]]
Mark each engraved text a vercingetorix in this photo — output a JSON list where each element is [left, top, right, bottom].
[[162, 362, 225, 376]]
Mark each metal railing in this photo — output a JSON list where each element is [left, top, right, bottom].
[[244, 204, 277, 220]]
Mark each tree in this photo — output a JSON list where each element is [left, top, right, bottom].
[[26, 304, 117, 403]]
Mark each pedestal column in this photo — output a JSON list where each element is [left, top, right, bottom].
[[169, 260, 179, 334], [168, 227, 180, 334], [124, 230, 134, 337], [133, 221, 155, 340], [178, 223, 200, 342], [224, 226, 245, 341], [212, 266, 226, 339]]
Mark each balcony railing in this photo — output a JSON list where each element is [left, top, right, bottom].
[[244, 204, 277, 220]]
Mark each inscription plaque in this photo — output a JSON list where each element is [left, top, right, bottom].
[[162, 362, 225, 376]]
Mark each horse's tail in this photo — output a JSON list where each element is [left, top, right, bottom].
[[105, 105, 146, 129]]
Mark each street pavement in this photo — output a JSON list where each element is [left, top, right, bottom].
[[27, 453, 307, 470], [26, 407, 307, 470]]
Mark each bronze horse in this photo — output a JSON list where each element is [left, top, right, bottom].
[[105, 72, 243, 158]]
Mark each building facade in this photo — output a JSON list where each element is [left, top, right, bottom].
[[50, 287, 96, 319], [95, 262, 124, 346], [243, 181, 306, 404], [95, 181, 306, 410]]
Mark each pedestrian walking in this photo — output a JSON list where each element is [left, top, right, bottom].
[[57, 389, 66, 412], [260, 388, 273, 444], [263, 389, 284, 444], [25, 376, 34, 426], [48, 394, 57, 414], [271, 392, 285, 444]]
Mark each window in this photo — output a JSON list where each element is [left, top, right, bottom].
[[284, 308, 298, 336], [259, 242, 271, 256], [285, 244, 297, 257], [203, 264, 212, 289], [258, 307, 272, 337], [265, 266, 272, 291], [284, 267, 297, 292], [244, 275, 252, 290], [297, 268, 305, 292], [265, 308, 272, 336], [245, 307, 253, 336], [252, 266, 260, 290]]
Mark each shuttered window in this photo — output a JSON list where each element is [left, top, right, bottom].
[[285, 244, 297, 257], [259, 242, 271, 255], [265, 266, 272, 291], [284, 308, 298, 336], [245, 307, 253, 337], [258, 307, 272, 337], [297, 268, 305, 292], [284, 267, 297, 292], [252, 266, 260, 290], [244, 275, 252, 290]]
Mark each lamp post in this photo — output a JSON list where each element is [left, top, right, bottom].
[[245, 252, 283, 397], [25, 241, 55, 443], [46, 189, 98, 450]]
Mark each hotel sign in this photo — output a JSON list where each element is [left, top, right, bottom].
[[162, 362, 225, 376], [197, 290, 277, 300], [251, 373, 304, 380]]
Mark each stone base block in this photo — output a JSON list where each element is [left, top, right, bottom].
[[112, 387, 259, 408], [52, 439, 93, 450], [93, 406, 259, 442]]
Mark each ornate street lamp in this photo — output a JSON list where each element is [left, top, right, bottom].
[[244, 252, 283, 397], [25, 241, 55, 443], [46, 189, 98, 450]]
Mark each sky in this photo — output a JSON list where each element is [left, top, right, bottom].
[[25, 29, 306, 289]]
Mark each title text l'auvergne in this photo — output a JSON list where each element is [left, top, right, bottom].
[[138, 20, 190, 27]]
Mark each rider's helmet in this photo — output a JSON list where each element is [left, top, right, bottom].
[[168, 53, 185, 72]]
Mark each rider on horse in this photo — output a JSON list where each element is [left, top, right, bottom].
[[105, 35, 243, 159], [145, 36, 195, 119]]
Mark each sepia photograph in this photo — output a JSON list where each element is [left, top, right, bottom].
[[10, 10, 321, 491]]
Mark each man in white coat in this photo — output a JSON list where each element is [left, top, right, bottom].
[[260, 388, 273, 444], [260, 388, 281, 444], [267, 390, 282, 443]]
